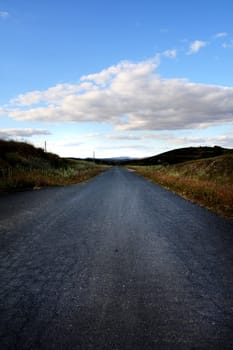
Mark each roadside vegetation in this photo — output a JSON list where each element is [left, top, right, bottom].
[[131, 154, 233, 219], [0, 139, 107, 192]]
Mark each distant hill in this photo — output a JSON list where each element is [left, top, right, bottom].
[[101, 157, 133, 161], [70, 156, 138, 166], [94, 156, 137, 165], [127, 146, 233, 166], [0, 139, 68, 170], [70, 146, 233, 166]]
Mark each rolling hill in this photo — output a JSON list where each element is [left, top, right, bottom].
[[127, 146, 233, 166]]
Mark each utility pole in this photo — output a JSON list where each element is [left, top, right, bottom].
[[44, 141, 47, 152], [93, 151, 95, 163]]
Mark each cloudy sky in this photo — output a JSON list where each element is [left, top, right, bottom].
[[1, 0, 233, 158]]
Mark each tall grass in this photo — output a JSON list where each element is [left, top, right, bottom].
[[0, 164, 106, 192], [0, 163, 107, 192], [131, 155, 233, 219], [0, 139, 107, 192]]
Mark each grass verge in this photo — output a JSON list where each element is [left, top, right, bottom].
[[0, 139, 108, 192], [130, 154, 233, 219], [0, 162, 107, 192]]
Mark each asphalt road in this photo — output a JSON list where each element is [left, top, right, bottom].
[[0, 167, 233, 350]]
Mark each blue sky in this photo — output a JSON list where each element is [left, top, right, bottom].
[[1, 0, 233, 158]]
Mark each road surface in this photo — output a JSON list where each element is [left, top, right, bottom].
[[0, 167, 233, 349]]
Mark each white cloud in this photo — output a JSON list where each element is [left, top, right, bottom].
[[106, 131, 233, 149], [0, 128, 51, 139], [3, 57, 233, 132], [156, 133, 233, 149], [214, 32, 228, 38], [107, 134, 142, 141], [11, 82, 95, 107], [0, 107, 7, 115], [187, 40, 207, 55], [62, 141, 83, 147], [161, 49, 177, 58], [80, 58, 159, 86], [0, 11, 9, 18], [222, 40, 233, 49], [206, 134, 233, 148], [106, 133, 169, 141]]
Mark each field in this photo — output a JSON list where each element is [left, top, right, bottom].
[[0, 140, 107, 192], [131, 154, 233, 219]]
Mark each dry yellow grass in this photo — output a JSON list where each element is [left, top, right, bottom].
[[0, 166, 107, 192], [131, 155, 233, 219]]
